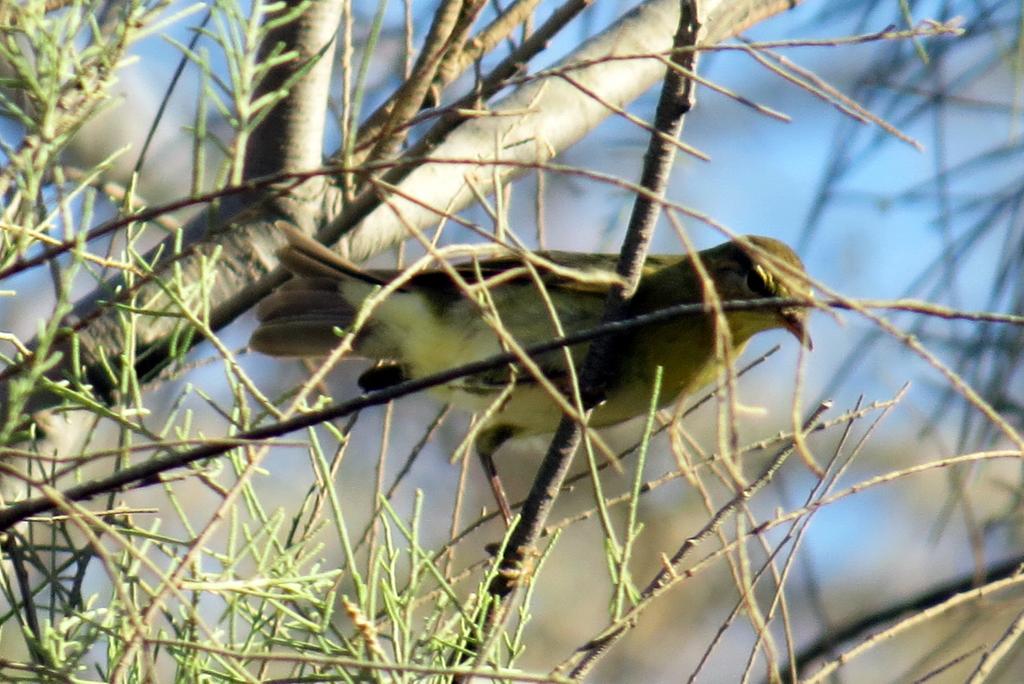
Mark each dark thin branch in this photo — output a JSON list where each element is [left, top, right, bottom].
[[458, 0, 703, 673], [1, 285, 1019, 451]]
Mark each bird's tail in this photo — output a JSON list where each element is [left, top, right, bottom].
[[249, 226, 380, 357]]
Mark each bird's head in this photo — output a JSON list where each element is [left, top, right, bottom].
[[701, 235, 813, 349]]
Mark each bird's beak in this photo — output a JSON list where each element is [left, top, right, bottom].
[[782, 311, 813, 350]]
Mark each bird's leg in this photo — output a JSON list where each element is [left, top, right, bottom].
[[476, 425, 516, 526], [479, 451, 513, 527]]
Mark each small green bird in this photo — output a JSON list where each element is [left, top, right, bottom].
[[252, 228, 812, 521]]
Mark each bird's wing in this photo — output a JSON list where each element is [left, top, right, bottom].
[[375, 250, 680, 298], [277, 223, 387, 285], [277, 222, 680, 295]]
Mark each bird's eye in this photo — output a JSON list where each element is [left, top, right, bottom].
[[746, 266, 774, 297]]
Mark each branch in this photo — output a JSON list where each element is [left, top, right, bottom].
[[242, 0, 340, 224], [334, 0, 799, 260], [455, 0, 703, 673]]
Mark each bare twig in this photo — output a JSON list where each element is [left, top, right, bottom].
[[567, 401, 833, 679]]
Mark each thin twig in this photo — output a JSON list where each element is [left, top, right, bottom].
[[567, 401, 833, 679]]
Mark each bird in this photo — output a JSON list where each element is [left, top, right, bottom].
[[251, 227, 812, 523]]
